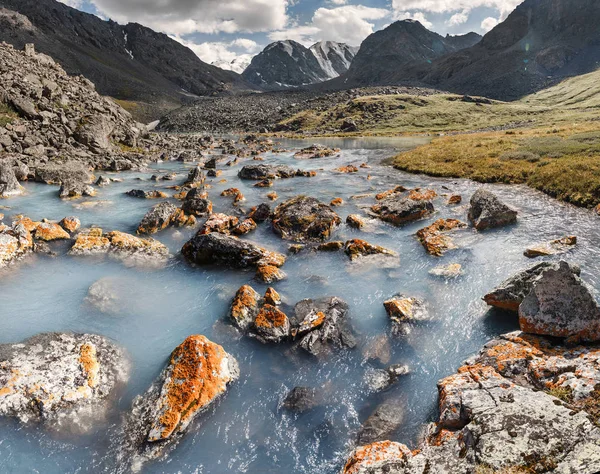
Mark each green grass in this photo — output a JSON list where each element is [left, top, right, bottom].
[[0, 102, 17, 127]]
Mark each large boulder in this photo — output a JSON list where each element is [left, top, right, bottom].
[[272, 196, 341, 242], [73, 115, 115, 152], [484, 262, 580, 312], [121, 335, 238, 469], [137, 202, 178, 235], [357, 402, 404, 445], [58, 179, 96, 199], [34, 163, 92, 185], [293, 297, 356, 356], [0, 333, 129, 432], [0, 162, 25, 197], [519, 261, 600, 341], [181, 188, 212, 217], [370, 196, 434, 226], [182, 232, 285, 269], [468, 189, 517, 231], [238, 164, 296, 180]]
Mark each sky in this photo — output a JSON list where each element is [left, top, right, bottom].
[[58, 0, 523, 67]]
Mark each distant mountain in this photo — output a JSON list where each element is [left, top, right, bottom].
[[0, 0, 254, 121], [339, 20, 482, 87], [212, 57, 251, 74], [424, 0, 600, 99], [310, 41, 358, 80], [242, 40, 358, 89]]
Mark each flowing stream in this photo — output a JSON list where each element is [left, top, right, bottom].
[[1, 136, 600, 473]]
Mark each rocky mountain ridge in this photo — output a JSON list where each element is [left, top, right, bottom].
[[242, 40, 358, 89]]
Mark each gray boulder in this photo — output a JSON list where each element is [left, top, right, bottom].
[[0, 162, 24, 197], [519, 261, 600, 341], [370, 196, 434, 226], [238, 164, 296, 180], [468, 189, 517, 230], [58, 179, 96, 199], [357, 402, 404, 445], [137, 202, 178, 235]]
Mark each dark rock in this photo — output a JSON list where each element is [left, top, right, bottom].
[[272, 196, 341, 242], [357, 402, 404, 445], [182, 232, 285, 269], [468, 189, 517, 230], [238, 164, 296, 180], [137, 202, 178, 235], [282, 387, 319, 413], [248, 203, 271, 223], [181, 188, 212, 217]]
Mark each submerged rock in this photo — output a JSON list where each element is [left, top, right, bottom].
[[429, 263, 462, 279], [416, 219, 467, 256], [524, 235, 577, 258], [346, 214, 365, 229], [137, 202, 179, 235], [519, 261, 600, 341], [272, 196, 341, 242], [126, 190, 168, 199], [0, 333, 129, 432], [357, 402, 404, 445], [468, 188, 517, 230], [371, 196, 434, 226], [282, 387, 319, 413], [483, 261, 580, 312], [182, 233, 285, 269], [122, 335, 238, 469]]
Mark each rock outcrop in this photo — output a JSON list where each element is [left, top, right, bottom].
[[272, 196, 341, 242], [0, 162, 24, 197], [468, 189, 517, 231], [0, 221, 33, 268], [0, 333, 129, 432], [238, 164, 297, 180]]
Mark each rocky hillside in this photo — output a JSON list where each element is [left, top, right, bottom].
[[242, 40, 357, 89], [0, 0, 254, 121], [425, 0, 600, 99], [339, 20, 481, 87]]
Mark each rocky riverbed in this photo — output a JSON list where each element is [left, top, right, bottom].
[[3, 42, 600, 474]]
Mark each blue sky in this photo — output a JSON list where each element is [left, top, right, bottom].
[[60, 0, 522, 68]]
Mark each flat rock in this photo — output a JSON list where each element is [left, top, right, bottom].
[[238, 164, 296, 180], [416, 219, 467, 256], [344, 239, 397, 261], [272, 196, 341, 242], [524, 235, 577, 258], [468, 188, 517, 231]]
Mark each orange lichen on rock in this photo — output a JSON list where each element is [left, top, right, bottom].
[[336, 165, 359, 174], [376, 186, 407, 201], [232, 218, 257, 236], [148, 335, 237, 442], [200, 213, 239, 235], [79, 343, 99, 388], [267, 192, 278, 201], [344, 239, 397, 261], [34, 222, 71, 241], [170, 209, 197, 228], [330, 198, 344, 207], [254, 304, 288, 329], [59, 216, 81, 233], [384, 298, 417, 323], [256, 264, 286, 283], [343, 441, 412, 474], [408, 189, 437, 201], [230, 285, 260, 327], [106, 231, 167, 255], [448, 195, 462, 205], [416, 219, 467, 256], [13, 216, 41, 232], [69, 228, 111, 254], [264, 287, 281, 306]]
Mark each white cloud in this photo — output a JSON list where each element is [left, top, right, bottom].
[[391, 0, 521, 17], [171, 36, 258, 72], [90, 0, 289, 36], [447, 9, 470, 26], [480, 16, 499, 31], [269, 5, 389, 46], [393, 11, 433, 30]]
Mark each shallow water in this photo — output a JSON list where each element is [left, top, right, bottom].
[[1, 136, 600, 473]]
